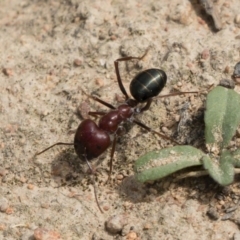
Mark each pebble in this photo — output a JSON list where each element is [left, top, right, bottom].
[[219, 200, 225, 205], [5, 207, 14, 214], [201, 49, 210, 60], [174, 114, 180, 122], [161, 126, 168, 133], [219, 79, 235, 89], [0, 197, 9, 212], [34, 228, 63, 240], [78, 101, 90, 120], [105, 214, 128, 234], [27, 184, 34, 190], [126, 231, 138, 240], [177, 81, 182, 87], [95, 78, 104, 86], [207, 207, 219, 220], [116, 174, 124, 180], [103, 205, 110, 211], [41, 203, 49, 209], [73, 58, 82, 66], [2, 67, 13, 76], [169, 1, 193, 25], [0, 224, 6, 231], [0, 167, 8, 176], [235, 14, 240, 24], [224, 65, 230, 74], [143, 223, 152, 230], [233, 62, 240, 81]]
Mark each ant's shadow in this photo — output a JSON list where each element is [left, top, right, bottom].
[[118, 172, 235, 207], [49, 149, 87, 186], [118, 176, 148, 203]]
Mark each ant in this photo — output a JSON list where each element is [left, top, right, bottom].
[[34, 51, 197, 213]]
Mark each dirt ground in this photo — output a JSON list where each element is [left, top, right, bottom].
[[1, 0, 240, 239]]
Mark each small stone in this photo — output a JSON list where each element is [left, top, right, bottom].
[[73, 58, 82, 66], [0, 167, 8, 176], [78, 101, 90, 120], [110, 35, 117, 41], [95, 78, 104, 86], [207, 207, 219, 220], [103, 205, 110, 211], [98, 30, 106, 40], [19, 176, 27, 183], [143, 223, 152, 230], [41, 203, 49, 209], [5, 207, 14, 214], [218, 79, 235, 89], [219, 200, 225, 205], [123, 201, 132, 209], [232, 62, 240, 79], [126, 231, 138, 240], [0, 224, 6, 231], [174, 114, 180, 122], [177, 81, 182, 87], [169, 2, 193, 25], [27, 184, 34, 190], [115, 93, 125, 103], [105, 214, 128, 234], [2, 68, 13, 76], [34, 228, 63, 240], [235, 14, 240, 24], [201, 49, 210, 60], [116, 174, 124, 180], [0, 198, 9, 212], [224, 65, 230, 74], [161, 126, 168, 133]]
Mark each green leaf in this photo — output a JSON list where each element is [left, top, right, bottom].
[[205, 86, 240, 151], [202, 150, 234, 185], [134, 146, 207, 183]]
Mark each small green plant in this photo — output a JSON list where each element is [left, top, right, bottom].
[[134, 86, 240, 186]]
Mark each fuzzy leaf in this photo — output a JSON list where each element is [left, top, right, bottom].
[[205, 86, 240, 151], [202, 150, 234, 185], [134, 146, 207, 183]]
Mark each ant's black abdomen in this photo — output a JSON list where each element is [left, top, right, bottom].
[[130, 68, 167, 102]]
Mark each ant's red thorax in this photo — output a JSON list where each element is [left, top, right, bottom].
[[98, 104, 133, 133]]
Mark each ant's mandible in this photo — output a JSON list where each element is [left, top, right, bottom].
[[34, 51, 196, 213]]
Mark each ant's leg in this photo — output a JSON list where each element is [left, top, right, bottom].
[[139, 99, 152, 112], [137, 92, 198, 139], [133, 119, 179, 145], [80, 88, 116, 110], [136, 92, 198, 141], [34, 142, 74, 157], [83, 155, 104, 214], [88, 111, 106, 117], [114, 50, 149, 101], [157, 91, 198, 99], [107, 135, 117, 181], [140, 91, 198, 112], [87, 111, 117, 181]]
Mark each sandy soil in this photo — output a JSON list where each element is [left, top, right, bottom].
[[1, 0, 240, 239]]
